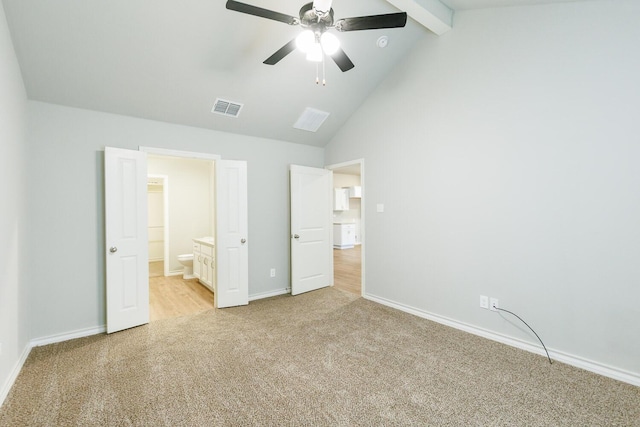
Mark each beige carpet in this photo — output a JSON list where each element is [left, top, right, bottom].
[[1, 288, 638, 426]]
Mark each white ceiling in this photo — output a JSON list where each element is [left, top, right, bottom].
[[3, 0, 583, 147]]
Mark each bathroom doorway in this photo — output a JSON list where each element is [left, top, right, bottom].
[[146, 153, 217, 322], [326, 160, 364, 296], [106, 146, 249, 332]]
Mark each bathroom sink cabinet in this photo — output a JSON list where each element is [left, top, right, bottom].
[[193, 239, 215, 292]]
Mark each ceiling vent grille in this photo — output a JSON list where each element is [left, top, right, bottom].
[[212, 98, 243, 118], [293, 107, 330, 133]]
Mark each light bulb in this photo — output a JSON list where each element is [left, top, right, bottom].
[[295, 30, 315, 53], [320, 32, 340, 55], [306, 42, 323, 62]]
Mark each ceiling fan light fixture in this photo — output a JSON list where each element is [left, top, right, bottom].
[[306, 42, 323, 62], [295, 30, 315, 53], [320, 32, 340, 55]]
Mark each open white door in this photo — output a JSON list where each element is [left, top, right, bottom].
[[105, 147, 149, 333], [216, 160, 249, 308], [290, 165, 333, 295]]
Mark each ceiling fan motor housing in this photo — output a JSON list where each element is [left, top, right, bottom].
[[300, 2, 334, 31]]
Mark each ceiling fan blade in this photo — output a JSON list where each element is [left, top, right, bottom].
[[335, 12, 407, 32], [226, 0, 299, 25], [263, 39, 297, 65], [330, 47, 355, 72]]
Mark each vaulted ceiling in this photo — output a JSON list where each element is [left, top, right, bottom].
[[3, 0, 581, 147]]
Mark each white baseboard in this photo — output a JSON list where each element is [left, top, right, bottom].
[[365, 293, 640, 388], [249, 288, 290, 301], [1, 325, 106, 407], [30, 325, 106, 348], [0, 343, 32, 407]]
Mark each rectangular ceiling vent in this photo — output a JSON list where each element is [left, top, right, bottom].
[[212, 98, 243, 118], [293, 107, 330, 133]]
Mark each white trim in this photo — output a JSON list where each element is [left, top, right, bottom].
[[0, 344, 31, 407], [30, 325, 106, 348], [1, 325, 107, 406], [140, 146, 221, 161], [249, 288, 290, 301], [365, 293, 640, 388]]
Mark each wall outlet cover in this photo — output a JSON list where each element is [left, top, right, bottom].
[[480, 295, 489, 309]]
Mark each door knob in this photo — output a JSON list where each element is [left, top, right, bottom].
[[109, 247, 118, 253], [293, 234, 300, 239], [241, 238, 247, 244]]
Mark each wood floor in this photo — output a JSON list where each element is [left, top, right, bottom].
[[149, 273, 214, 322], [148, 245, 361, 321], [333, 245, 361, 295], [149, 261, 164, 278]]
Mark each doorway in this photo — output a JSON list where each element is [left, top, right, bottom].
[[326, 160, 364, 296], [105, 146, 249, 333], [146, 154, 215, 321]]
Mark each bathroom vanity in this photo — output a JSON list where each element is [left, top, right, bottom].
[[193, 238, 215, 292]]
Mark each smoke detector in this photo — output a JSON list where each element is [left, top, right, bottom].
[[377, 36, 389, 48]]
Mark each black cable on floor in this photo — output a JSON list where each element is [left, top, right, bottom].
[[494, 306, 553, 365]]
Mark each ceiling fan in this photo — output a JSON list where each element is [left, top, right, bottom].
[[225, 0, 407, 73]]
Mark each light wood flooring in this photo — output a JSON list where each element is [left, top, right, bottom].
[[149, 261, 164, 278], [333, 245, 361, 295], [148, 245, 360, 321], [149, 273, 214, 322]]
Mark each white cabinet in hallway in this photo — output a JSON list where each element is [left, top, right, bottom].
[[334, 188, 349, 211], [333, 224, 355, 249], [193, 238, 215, 292]]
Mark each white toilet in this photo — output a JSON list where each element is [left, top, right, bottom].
[[177, 254, 195, 279]]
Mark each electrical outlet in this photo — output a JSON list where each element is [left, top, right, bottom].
[[490, 297, 499, 311], [480, 295, 489, 309], [270, 268, 276, 278]]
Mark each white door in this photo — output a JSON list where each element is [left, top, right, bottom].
[[216, 160, 249, 308], [290, 165, 333, 295], [105, 147, 149, 333]]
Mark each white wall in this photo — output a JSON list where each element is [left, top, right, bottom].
[[325, 0, 640, 379], [148, 156, 214, 272], [26, 101, 323, 339], [0, 2, 28, 403]]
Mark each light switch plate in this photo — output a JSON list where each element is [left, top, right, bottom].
[[376, 204, 384, 213]]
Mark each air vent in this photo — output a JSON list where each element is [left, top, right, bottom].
[[212, 98, 243, 118], [293, 107, 330, 133]]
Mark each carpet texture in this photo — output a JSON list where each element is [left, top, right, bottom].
[[1, 288, 638, 426]]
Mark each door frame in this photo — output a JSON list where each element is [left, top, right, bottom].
[[140, 146, 221, 302], [147, 174, 170, 277], [325, 159, 365, 296]]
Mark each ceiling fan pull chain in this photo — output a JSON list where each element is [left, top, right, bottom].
[[322, 53, 326, 86], [316, 62, 319, 85]]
